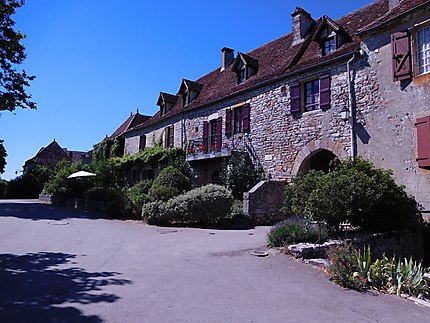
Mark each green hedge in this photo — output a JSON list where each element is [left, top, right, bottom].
[[142, 184, 233, 225]]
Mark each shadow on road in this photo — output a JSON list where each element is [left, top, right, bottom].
[[0, 252, 132, 322], [0, 202, 103, 221]]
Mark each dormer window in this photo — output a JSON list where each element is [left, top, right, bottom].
[[157, 92, 178, 117], [231, 53, 259, 85], [313, 17, 352, 57], [320, 26, 337, 56], [323, 31, 337, 55], [178, 79, 203, 107]]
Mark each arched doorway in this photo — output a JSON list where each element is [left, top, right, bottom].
[[298, 149, 338, 174]]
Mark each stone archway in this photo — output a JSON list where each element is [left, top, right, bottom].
[[291, 139, 349, 176], [298, 149, 338, 174]]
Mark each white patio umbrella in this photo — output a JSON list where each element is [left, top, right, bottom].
[[67, 170, 96, 179]]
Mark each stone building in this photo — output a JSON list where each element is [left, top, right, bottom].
[[123, 0, 430, 221]]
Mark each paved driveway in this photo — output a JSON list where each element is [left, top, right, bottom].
[[0, 200, 429, 322]]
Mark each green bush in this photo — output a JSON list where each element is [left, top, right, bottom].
[[149, 186, 178, 202], [282, 157, 420, 233], [149, 166, 191, 201], [143, 184, 233, 225], [126, 179, 153, 207], [84, 187, 135, 219], [0, 179, 7, 198], [220, 154, 264, 200], [266, 217, 326, 247], [327, 244, 368, 291]]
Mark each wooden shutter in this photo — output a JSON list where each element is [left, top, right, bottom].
[[169, 125, 174, 147], [203, 121, 209, 152], [225, 109, 232, 137], [242, 104, 250, 133], [290, 82, 300, 114], [391, 31, 412, 81], [164, 128, 168, 148], [416, 116, 430, 168], [216, 117, 222, 149], [319, 74, 331, 111], [139, 135, 146, 151]]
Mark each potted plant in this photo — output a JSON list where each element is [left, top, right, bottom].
[[221, 143, 230, 154]]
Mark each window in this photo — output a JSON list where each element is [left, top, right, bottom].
[[290, 75, 331, 114], [233, 106, 243, 133], [203, 117, 222, 152], [164, 125, 174, 148], [238, 63, 247, 84], [417, 26, 430, 75], [225, 104, 250, 136], [208, 119, 217, 147], [320, 26, 338, 56], [304, 80, 320, 111], [323, 36, 336, 55]]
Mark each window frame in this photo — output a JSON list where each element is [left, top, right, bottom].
[[303, 79, 320, 112], [416, 25, 430, 76], [233, 106, 243, 134]]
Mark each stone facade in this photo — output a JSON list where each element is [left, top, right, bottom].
[[357, 10, 430, 210], [122, 1, 430, 220]]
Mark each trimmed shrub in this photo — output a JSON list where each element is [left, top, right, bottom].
[[149, 186, 178, 202], [143, 184, 233, 225], [150, 166, 191, 200]]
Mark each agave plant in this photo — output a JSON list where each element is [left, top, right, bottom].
[[354, 245, 372, 278], [387, 257, 430, 299]]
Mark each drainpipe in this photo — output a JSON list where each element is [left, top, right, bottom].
[[347, 51, 359, 163]]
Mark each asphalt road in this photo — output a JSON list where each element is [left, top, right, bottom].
[[0, 200, 429, 323]]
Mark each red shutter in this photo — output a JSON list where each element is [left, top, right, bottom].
[[319, 74, 331, 111], [203, 121, 209, 152], [290, 82, 300, 114], [225, 109, 232, 137], [391, 31, 412, 81], [242, 104, 250, 133], [416, 116, 430, 168], [169, 125, 174, 147], [216, 117, 222, 150]]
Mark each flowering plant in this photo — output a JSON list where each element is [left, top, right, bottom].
[[209, 144, 217, 152], [187, 147, 195, 154], [198, 145, 206, 152]]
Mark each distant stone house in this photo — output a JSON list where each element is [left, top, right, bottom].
[[123, 0, 430, 221], [23, 140, 91, 173]]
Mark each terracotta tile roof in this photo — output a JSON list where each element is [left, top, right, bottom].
[[110, 111, 150, 138], [358, 0, 430, 34], [128, 0, 389, 133]]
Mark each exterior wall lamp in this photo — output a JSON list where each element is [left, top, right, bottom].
[[340, 105, 350, 121]]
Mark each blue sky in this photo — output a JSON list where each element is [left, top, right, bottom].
[[0, 0, 374, 180]]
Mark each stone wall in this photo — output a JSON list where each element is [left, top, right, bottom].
[[358, 12, 430, 210], [243, 180, 287, 225]]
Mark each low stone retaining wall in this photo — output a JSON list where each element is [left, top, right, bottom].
[[243, 180, 287, 225], [287, 229, 424, 261], [39, 194, 107, 215]]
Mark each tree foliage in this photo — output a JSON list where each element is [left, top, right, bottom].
[[0, 139, 6, 174], [0, 0, 36, 111]]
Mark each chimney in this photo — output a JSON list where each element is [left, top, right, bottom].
[[291, 7, 314, 46], [221, 47, 234, 71], [389, 0, 401, 10]]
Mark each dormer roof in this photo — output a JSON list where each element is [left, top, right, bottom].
[[312, 16, 351, 42], [231, 52, 259, 71], [157, 92, 179, 106], [178, 79, 203, 94]]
